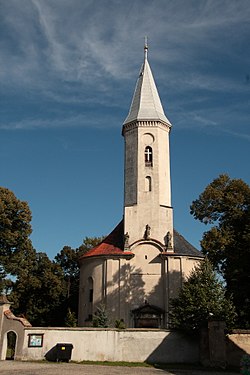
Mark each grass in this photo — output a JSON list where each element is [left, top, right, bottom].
[[77, 360, 152, 367]]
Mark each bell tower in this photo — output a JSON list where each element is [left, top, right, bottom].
[[122, 42, 173, 249], [78, 42, 203, 329]]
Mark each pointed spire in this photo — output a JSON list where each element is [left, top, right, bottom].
[[144, 36, 148, 60], [123, 42, 171, 126]]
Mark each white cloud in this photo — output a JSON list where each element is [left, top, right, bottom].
[[0, 0, 249, 135], [0, 112, 119, 130]]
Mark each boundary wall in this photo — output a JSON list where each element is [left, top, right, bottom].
[[20, 327, 199, 363], [227, 330, 250, 368], [1, 299, 250, 367]]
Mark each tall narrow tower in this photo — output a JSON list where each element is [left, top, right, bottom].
[[123, 43, 173, 249], [78, 44, 203, 329]]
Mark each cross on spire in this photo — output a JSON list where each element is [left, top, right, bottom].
[[144, 36, 148, 60]]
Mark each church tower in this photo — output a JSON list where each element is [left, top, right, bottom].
[[78, 43, 203, 329], [123, 42, 173, 250]]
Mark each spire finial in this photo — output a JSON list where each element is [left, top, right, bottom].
[[144, 36, 148, 60]]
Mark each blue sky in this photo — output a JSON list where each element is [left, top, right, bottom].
[[1, 0, 249, 259]]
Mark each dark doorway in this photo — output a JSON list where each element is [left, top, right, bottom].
[[6, 331, 17, 360]]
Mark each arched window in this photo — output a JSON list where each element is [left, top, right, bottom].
[[88, 277, 93, 303], [145, 176, 152, 192], [87, 277, 93, 320], [145, 146, 153, 167]]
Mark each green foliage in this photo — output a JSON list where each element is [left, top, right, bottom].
[[241, 354, 250, 375], [190, 174, 250, 328], [170, 258, 236, 333], [6, 233, 105, 325], [92, 304, 109, 328], [54, 245, 79, 318], [54, 236, 104, 323], [0, 185, 107, 326], [78, 236, 104, 257], [10, 250, 67, 326], [65, 308, 77, 327], [115, 319, 126, 329], [55, 246, 79, 279], [0, 187, 33, 278]]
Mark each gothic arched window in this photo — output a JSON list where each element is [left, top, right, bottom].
[[145, 176, 152, 192], [145, 146, 153, 167]]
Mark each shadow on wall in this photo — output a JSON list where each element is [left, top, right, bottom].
[[105, 265, 183, 327], [105, 263, 145, 322], [146, 330, 199, 365], [226, 333, 249, 369]]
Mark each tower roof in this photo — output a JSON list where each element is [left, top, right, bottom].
[[123, 44, 171, 126]]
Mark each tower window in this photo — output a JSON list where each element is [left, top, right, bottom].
[[88, 277, 93, 303], [89, 289, 93, 303], [145, 146, 153, 167], [145, 176, 152, 192]]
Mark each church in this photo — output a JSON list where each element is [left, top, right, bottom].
[[78, 44, 203, 329]]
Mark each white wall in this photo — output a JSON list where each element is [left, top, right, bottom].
[[21, 328, 199, 363]]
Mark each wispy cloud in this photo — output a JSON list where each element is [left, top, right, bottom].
[[0, 0, 249, 136], [0, 112, 119, 130]]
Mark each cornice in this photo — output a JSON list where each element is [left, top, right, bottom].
[[122, 120, 171, 136]]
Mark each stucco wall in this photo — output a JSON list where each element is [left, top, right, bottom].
[[21, 328, 199, 363], [124, 125, 172, 246], [227, 331, 250, 367], [0, 302, 33, 361], [0, 314, 26, 360], [78, 254, 201, 328]]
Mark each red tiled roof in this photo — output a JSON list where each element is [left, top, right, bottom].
[[79, 220, 134, 260], [79, 221, 203, 261]]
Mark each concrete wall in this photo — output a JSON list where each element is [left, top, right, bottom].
[[20, 328, 199, 363]]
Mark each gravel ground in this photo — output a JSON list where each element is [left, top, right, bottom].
[[0, 361, 239, 375]]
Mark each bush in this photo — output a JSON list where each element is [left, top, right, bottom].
[[92, 304, 109, 328]]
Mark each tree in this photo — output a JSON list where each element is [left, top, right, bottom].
[[0, 187, 33, 279], [92, 304, 109, 328], [170, 258, 236, 333], [54, 236, 104, 323], [190, 174, 250, 327], [54, 246, 80, 320], [78, 236, 104, 257], [10, 251, 67, 326], [65, 308, 77, 327], [0, 186, 106, 326]]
